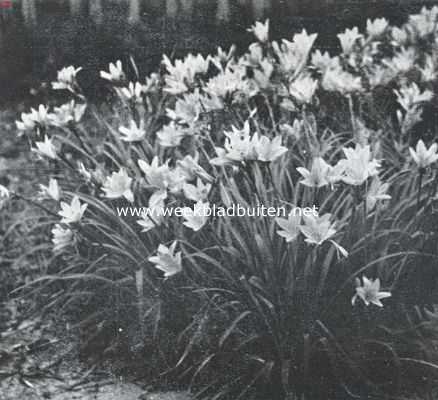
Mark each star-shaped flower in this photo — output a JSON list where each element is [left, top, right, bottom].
[[352, 276, 391, 307]]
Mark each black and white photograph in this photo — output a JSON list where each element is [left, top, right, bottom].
[[2, 0, 438, 399]]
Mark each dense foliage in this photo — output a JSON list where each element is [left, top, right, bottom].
[[5, 6, 438, 399]]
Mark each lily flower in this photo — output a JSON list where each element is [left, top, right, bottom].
[[210, 121, 257, 165], [248, 19, 269, 43], [102, 168, 134, 202], [182, 201, 210, 231], [52, 65, 82, 91], [176, 154, 214, 183], [300, 213, 336, 245], [137, 197, 166, 232], [58, 196, 87, 224], [366, 178, 391, 210], [32, 136, 57, 159], [156, 122, 187, 148], [297, 157, 333, 188], [52, 224, 73, 253], [138, 157, 172, 192], [117, 81, 147, 102], [420, 55, 436, 82], [337, 27, 363, 54], [322, 67, 363, 94], [162, 53, 210, 95], [311, 50, 340, 73], [100, 60, 124, 82], [50, 101, 86, 126], [17, 105, 52, 132], [409, 139, 438, 169], [148, 241, 182, 278], [205, 66, 249, 99], [337, 145, 380, 186], [366, 18, 388, 37], [183, 178, 211, 202], [391, 27, 408, 45], [119, 120, 146, 142], [289, 75, 318, 104], [384, 47, 416, 74], [275, 212, 301, 242], [254, 135, 288, 162], [16, 112, 37, 132], [409, 6, 438, 38], [39, 178, 61, 201], [394, 83, 433, 111], [300, 213, 348, 257], [352, 276, 391, 307], [272, 30, 317, 73], [0, 184, 10, 198]]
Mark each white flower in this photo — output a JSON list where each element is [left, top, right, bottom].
[[322, 67, 362, 94], [182, 201, 209, 231], [138, 157, 171, 191], [17, 105, 52, 131], [311, 50, 340, 73], [394, 83, 433, 111], [409, 139, 438, 169], [148, 241, 182, 278], [183, 178, 211, 202], [162, 53, 210, 94], [352, 276, 391, 307], [167, 89, 222, 125], [300, 214, 348, 257], [391, 27, 408, 45], [16, 112, 36, 132], [117, 81, 147, 102], [367, 65, 394, 88], [100, 60, 124, 82], [32, 136, 57, 159], [254, 135, 288, 162], [211, 121, 286, 165], [156, 122, 187, 148], [0, 184, 10, 198], [137, 197, 165, 232], [52, 224, 73, 252], [337, 145, 380, 186], [275, 213, 301, 242], [289, 75, 318, 104], [366, 178, 391, 210], [272, 30, 317, 73], [176, 154, 214, 183], [52, 65, 82, 90], [39, 178, 61, 201], [300, 213, 335, 244], [300, 213, 348, 257], [50, 101, 86, 126], [58, 196, 87, 224], [205, 66, 249, 99], [366, 18, 388, 37], [420, 55, 436, 82], [337, 27, 363, 54], [297, 157, 334, 188], [102, 168, 134, 202], [293, 30, 318, 59], [248, 19, 269, 43], [211, 121, 257, 165], [384, 47, 416, 74], [409, 6, 438, 38], [119, 120, 146, 142]]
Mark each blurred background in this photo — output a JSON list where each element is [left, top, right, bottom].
[[0, 0, 434, 106]]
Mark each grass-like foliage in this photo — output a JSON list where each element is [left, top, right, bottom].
[[5, 6, 438, 399]]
